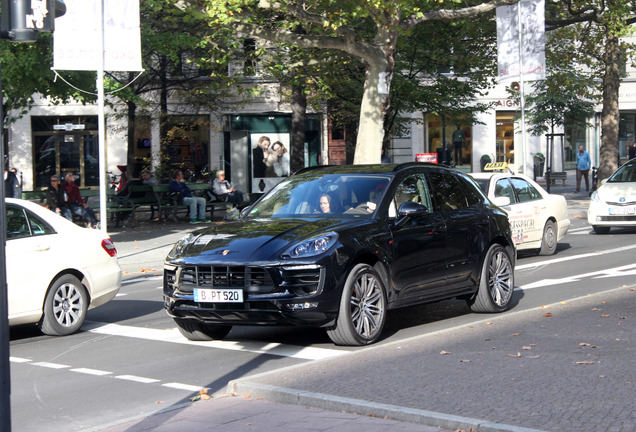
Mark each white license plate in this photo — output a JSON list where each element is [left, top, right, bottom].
[[608, 206, 635, 215], [194, 289, 243, 303]]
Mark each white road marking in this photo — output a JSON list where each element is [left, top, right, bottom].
[[13, 359, 208, 394], [71, 368, 112, 376], [518, 263, 636, 291], [115, 375, 160, 384], [31, 362, 69, 369], [162, 383, 207, 392], [83, 321, 345, 361], [517, 243, 636, 271]]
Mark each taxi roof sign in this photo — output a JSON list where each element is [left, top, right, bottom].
[[484, 162, 508, 171]]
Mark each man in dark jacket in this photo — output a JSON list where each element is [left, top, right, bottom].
[[46, 175, 72, 221]]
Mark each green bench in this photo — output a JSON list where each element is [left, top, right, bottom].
[[152, 183, 234, 222], [21, 188, 134, 227]]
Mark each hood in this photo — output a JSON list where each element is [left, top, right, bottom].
[[597, 182, 636, 203], [168, 217, 361, 264]]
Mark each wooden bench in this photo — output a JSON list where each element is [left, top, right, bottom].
[[546, 171, 567, 186]]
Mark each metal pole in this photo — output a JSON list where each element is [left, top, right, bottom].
[[0, 40, 13, 432], [97, 0, 107, 232], [516, 1, 528, 175]]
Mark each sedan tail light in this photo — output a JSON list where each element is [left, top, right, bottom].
[[101, 239, 117, 257]]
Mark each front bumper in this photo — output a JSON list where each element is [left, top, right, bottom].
[[163, 262, 341, 327]]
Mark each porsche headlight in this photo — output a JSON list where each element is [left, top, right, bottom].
[[167, 233, 196, 259], [283, 232, 338, 258]]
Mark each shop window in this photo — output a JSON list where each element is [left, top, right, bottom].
[[427, 115, 472, 166], [496, 112, 514, 164], [162, 115, 210, 180]]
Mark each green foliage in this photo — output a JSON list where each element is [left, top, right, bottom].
[[1, 33, 96, 121]]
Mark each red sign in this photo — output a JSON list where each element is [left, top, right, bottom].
[[416, 153, 438, 163]]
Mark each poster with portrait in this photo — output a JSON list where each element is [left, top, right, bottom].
[[250, 133, 291, 193]]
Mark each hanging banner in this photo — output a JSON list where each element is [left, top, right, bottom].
[[53, 0, 142, 71], [496, 0, 545, 81]]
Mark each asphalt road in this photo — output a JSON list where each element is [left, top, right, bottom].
[[8, 197, 636, 432]]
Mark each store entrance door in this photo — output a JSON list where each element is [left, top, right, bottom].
[[33, 132, 99, 188]]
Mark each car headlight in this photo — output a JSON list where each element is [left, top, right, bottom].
[[283, 232, 338, 258], [590, 191, 602, 203], [167, 233, 196, 259]]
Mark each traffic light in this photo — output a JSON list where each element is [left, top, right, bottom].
[[1, 0, 66, 42]]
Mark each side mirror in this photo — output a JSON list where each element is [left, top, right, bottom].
[[397, 201, 428, 218], [493, 196, 511, 207]]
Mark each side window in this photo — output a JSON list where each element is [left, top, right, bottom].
[[458, 175, 485, 206], [391, 174, 431, 217], [494, 178, 516, 204], [427, 170, 468, 210], [27, 211, 56, 236], [6, 206, 31, 239], [510, 178, 541, 203]]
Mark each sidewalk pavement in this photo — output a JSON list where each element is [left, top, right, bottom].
[[94, 184, 604, 432]]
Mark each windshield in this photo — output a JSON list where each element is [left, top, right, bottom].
[[245, 174, 392, 219], [608, 161, 636, 183]]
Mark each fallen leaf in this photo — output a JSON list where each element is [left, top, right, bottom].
[[512, 333, 521, 336], [486, 321, 493, 325], [460, 359, 471, 363], [440, 350, 452, 355], [507, 353, 522, 358], [242, 394, 251, 399], [592, 308, 602, 311], [601, 301, 607, 304], [544, 312, 552, 317], [579, 343, 599, 348], [522, 346, 532, 350], [526, 355, 541, 359], [541, 305, 551, 309], [601, 314, 610, 318], [575, 361, 595, 365]]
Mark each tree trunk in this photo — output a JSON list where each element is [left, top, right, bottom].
[[290, 80, 306, 173], [353, 22, 397, 165], [598, 32, 621, 180], [126, 100, 137, 174]]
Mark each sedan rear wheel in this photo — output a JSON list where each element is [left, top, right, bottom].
[[174, 318, 232, 341], [538, 220, 557, 256], [470, 244, 514, 313], [327, 263, 386, 346], [40, 274, 88, 336]]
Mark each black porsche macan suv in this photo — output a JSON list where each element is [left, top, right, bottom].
[[164, 163, 516, 346]]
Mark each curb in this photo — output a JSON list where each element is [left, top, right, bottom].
[[228, 381, 547, 432]]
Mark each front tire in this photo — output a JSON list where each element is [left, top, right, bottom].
[[593, 225, 611, 234], [40, 274, 88, 336], [538, 220, 557, 256], [470, 244, 514, 313], [327, 263, 386, 346], [174, 318, 232, 341]]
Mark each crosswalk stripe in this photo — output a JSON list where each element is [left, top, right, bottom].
[[83, 321, 346, 361]]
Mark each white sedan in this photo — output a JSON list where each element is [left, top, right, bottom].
[[588, 158, 636, 234], [5, 198, 121, 335], [471, 172, 570, 255]]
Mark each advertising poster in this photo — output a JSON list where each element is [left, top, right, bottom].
[[251, 133, 291, 193]]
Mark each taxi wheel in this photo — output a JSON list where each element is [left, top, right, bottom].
[[538, 220, 557, 256], [174, 318, 232, 341]]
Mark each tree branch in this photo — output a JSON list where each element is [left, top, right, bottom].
[[402, 0, 519, 29]]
